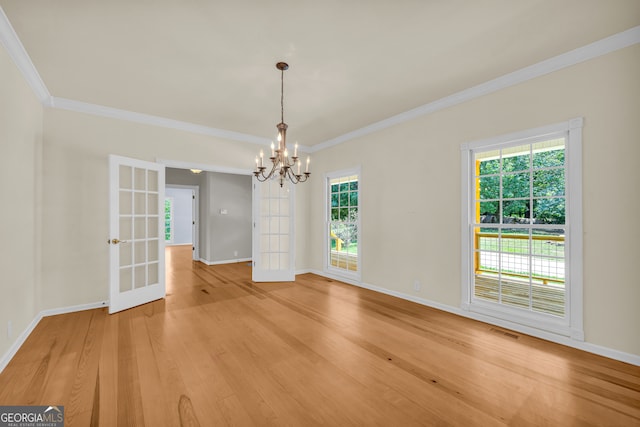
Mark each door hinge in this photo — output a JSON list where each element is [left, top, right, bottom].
[[192, 221, 195, 225], [192, 195, 195, 199], [192, 246, 195, 251]]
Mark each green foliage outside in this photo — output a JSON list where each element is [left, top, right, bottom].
[[478, 148, 565, 224], [330, 179, 358, 253], [164, 199, 172, 241]]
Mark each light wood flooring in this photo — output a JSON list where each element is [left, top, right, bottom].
[[0, 246, 638, 426]]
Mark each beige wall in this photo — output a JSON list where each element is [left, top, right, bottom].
[[308, 44, 640, 356], [0, 42, 43, 356]]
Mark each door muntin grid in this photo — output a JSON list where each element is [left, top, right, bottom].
[[259, 180, 291, 271], [118, 165, 161, 292]]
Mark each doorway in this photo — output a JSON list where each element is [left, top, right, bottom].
[[165, 185, 199, 261], [160, 162, 259, 281]]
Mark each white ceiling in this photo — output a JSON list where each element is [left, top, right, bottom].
[[1, 0, 639, 147]]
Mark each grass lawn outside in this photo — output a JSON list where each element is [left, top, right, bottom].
[[478, 233, 564, 257]]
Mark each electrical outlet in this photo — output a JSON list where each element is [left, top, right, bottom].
[[7, 320, 12, 339], [413, 280, 421, 292], [233, 250, 238, 257]]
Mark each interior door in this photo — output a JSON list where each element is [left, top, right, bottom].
[[252, 180, 295, 282], [109, 155, 165, 313]]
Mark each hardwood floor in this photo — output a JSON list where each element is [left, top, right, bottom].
[[1, 246, 638, 426]]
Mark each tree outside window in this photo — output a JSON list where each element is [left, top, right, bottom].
[[327, 173, 359, 274], [164, 198, 173, 243]]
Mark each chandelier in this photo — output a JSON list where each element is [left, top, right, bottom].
[[254, 62, 310, 187]]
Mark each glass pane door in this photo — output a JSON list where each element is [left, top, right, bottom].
[[252, 180, 295, 282], [109, 155, 165, 313]]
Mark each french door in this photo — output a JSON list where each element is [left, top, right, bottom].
[[252, 180, 295, 282], [108, 155, 166, 313]]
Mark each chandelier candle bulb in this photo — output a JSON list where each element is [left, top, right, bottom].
[[270, 142, 275, 158], [306, 156, 310, 173], [294, 142, 298, 158], [259, 150, 264, 167], [297, 161, 301, 175]]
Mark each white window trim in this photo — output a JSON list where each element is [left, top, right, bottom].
[[461, 118, 583, 340], [324, 167, 362, 281]]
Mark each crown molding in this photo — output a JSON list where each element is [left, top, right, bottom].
[[49, 97, 315, 151], [2, 3, 638, 153], [310, 25, 640, 152], [0, 7, 51, 105], [50, 97, 276, 146], [48, 96, 311, 152]]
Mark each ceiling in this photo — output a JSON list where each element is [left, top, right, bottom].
[[1, 0, 639, 147]]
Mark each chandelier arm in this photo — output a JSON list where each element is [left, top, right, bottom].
[[265, 161, 279, 178], [254, 170, 270, 182], [253, 159, 278, 181], [285, 168, 299, 184], [285, 167, 311, 185], [296, 173, 310, 183]]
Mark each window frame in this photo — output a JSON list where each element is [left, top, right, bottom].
[[461, 118, 583, 340], [324, 167, 361, 281]]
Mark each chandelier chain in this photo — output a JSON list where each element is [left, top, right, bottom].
[[281, 67, 285, 124]]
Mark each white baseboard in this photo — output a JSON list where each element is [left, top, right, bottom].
[[40, 300, 108, 317], [306, 269, 640, 366], [0, 315, 41, 375], [0, 301, 108, 374], [199, 257, 251, 266]]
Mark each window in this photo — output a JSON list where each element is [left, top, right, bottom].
[[461, 119, 583, 339], [325, 169, 360, 279], [164, 197, 174, 243]]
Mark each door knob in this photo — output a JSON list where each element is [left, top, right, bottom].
[[110, 238, 122, 244]]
